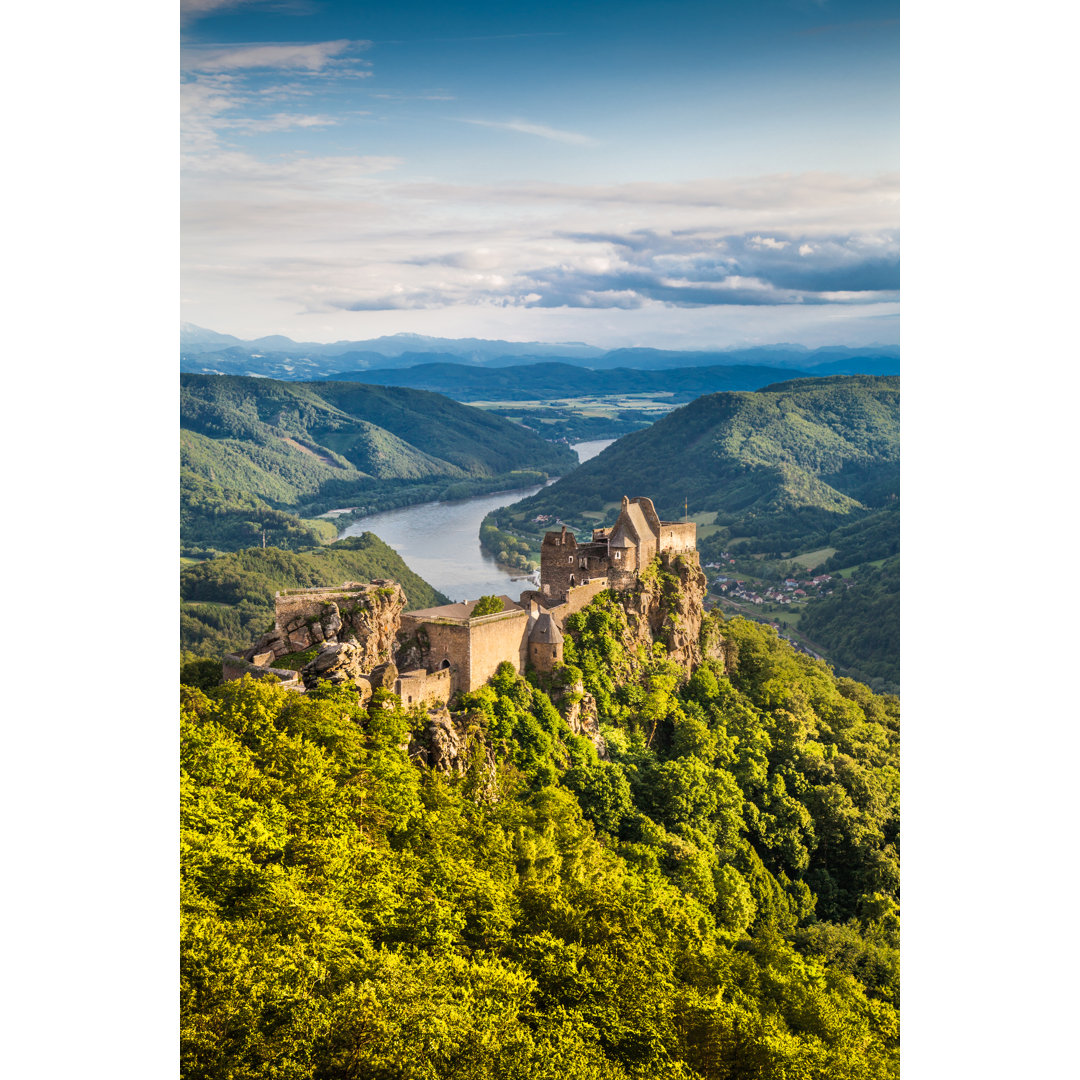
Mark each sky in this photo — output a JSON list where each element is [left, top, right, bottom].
[[180, 0, 899, 348]]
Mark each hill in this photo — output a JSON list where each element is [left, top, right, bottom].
[[180, 374, 578, 554], [180, 533, 449, 662], [182, 569, 899, 1077], [480, 376, 899, 687], [486, 376, 899, 556]]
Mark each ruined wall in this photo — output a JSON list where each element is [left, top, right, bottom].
[[560, 578, 612, 618], [245, 582, 405, 668], [465, 609, 530, 692], [659, 522, 697, 554], [397, 607, 530, 696], [395, 667, 452, 709], [397, 616, 472, 696], [540, 530, 580, 601], [222, 653, 302, 688]]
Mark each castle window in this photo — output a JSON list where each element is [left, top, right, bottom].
[[615, 551, 621, 560], [568, 555, 573, 564]]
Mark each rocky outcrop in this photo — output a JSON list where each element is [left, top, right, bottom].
[[405, 707, 500, 799], [419, 707, 467, 772], [622, 552, 709, 674], [565, 689, 607, 760], [369, 661, 399, 691], [243, 581, 406, 667], [299, 642, 373, 701]]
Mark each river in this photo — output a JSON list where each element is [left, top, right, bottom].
[[335, 439, 613, 602]]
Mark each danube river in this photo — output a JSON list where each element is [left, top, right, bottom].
[[336, 439, 613, 602]]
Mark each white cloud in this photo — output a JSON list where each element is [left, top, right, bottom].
[[232, 113, 340, 133], [747, 235, 789, 250], [799, 243, 814, 255], [185, 40, 366, 73], [456, 118, 595, 145]]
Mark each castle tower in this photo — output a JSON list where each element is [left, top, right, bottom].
[[528, 612, 564, 673]]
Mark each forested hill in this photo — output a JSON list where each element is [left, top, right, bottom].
[[180, 533, 448, 664], [493, 376, 899, 556], [180, 374, 577, 554], [321, 361, 811, 402], [182, 572, 899, 1077]]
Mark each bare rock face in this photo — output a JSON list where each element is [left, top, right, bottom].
[[369, 661, 399, 691], [550, 677, 608, 761], [243, 581, 407, 669], [565, 689, 607, 760], [300, 641, 372, 702], [412, 707, 466, 773], [624, 552, 709, 674]]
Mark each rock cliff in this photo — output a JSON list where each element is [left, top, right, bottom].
[[621, 552, 710, 673], [244, 581, 406, 667]]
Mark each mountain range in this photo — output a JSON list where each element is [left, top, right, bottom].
[[180, 324, 900, 381]]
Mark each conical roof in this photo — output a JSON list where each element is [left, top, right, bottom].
[[529, 613, 563, 645]]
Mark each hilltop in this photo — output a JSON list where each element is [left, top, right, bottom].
[[180, 374, 577, 554], [488, 376, 899, 555]]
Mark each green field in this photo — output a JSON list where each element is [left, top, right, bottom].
[[791, 546, 837, 570]]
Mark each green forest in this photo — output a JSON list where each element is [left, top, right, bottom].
[[180, 375, 577, 555], [180, 534, 448, 666], [182, 573, 898, 1078]]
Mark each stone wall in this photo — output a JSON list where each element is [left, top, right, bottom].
[[529, 639, 562, 674], [659, 522, 697, 554], [466, 608, 530, 692], [395, 667, 453, 709], [398, 606, 531, 696], [222, 653, 302, 688], [397, 617, 472, 696]]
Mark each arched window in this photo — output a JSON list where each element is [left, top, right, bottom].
[[440, 659, 451, 669], [569, 575, 576, 587]]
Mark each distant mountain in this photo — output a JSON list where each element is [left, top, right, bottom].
[[593, 345, 900, 372], [321, 361, 816, 401], [180, 324, 604, 361], [180, 324, 899, 380], [180, 374, 578, 554]]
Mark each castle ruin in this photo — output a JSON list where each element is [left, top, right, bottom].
[[224, 495, 699, 707]]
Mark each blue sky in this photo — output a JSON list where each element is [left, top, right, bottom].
[[180, 0, 899, 347]]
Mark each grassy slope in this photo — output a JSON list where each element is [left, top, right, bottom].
[[180, 532, 449, 659]]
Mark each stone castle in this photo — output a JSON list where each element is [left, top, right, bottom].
[[225, 496, 701, 710]]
